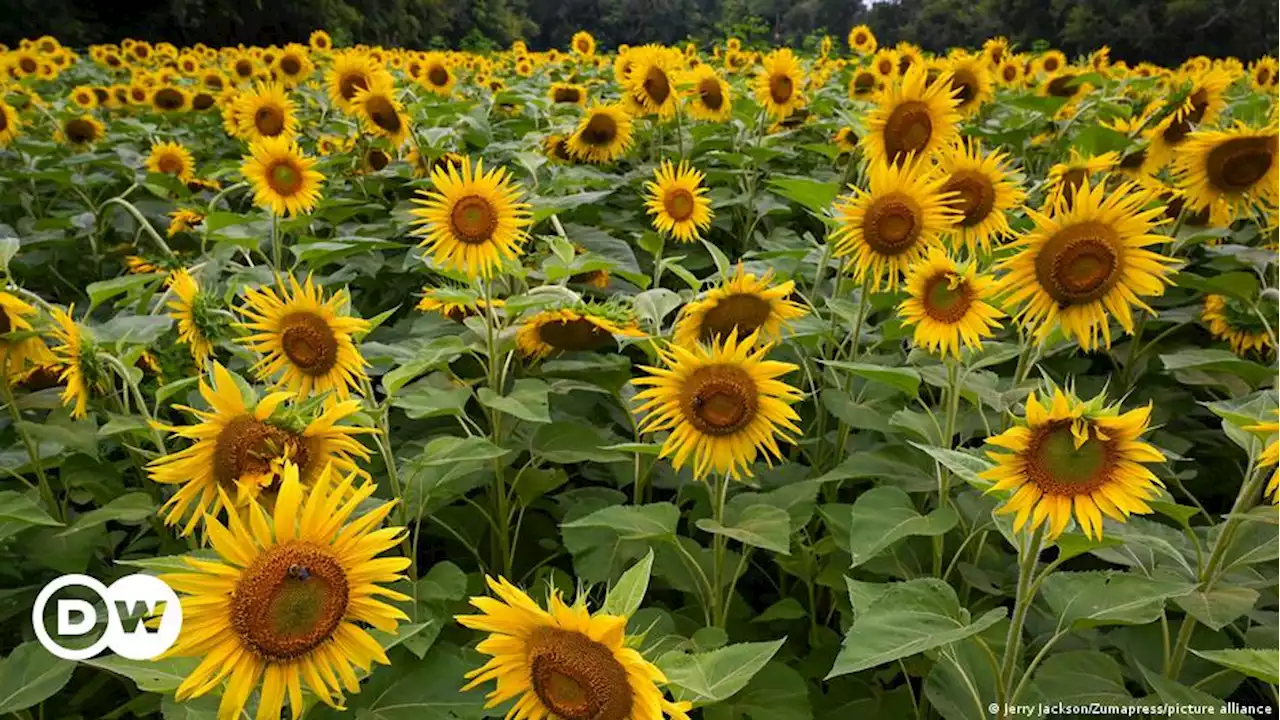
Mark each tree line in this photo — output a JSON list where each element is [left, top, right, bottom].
[[3, 0, 1276, 67]]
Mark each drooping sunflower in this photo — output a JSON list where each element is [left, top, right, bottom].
[[830, 158, 960, 291], [241, 136, 324, 217], [848, 24, 877, 55], [936, 139, 1026, 254], [673, 265, 807, 348], [0, 291, 53, 379], [862, 64, 961, 166], [571, 30, 597, 58], [1202, 294, 1275, 357], [1244, 413, 1279, 503], [0, 99, 20, 147], [148, 362, 372, 533], [982, 388, 1166, 540], [754, 48, 805, 119], [417, 288, 504, 323], [624, 45, 681, 119], [410, 155, 532, 279], [567, 105, 634, 164], [945, 54, 993, 117], [684, 65, 732, 121], [457, 576, 691, 720], [1044, 149, 1119, 209], [633, 330, 803, 481], [899, 248, 1003, 358], [164, 460, 409, 720], [145, 140, 195, 181], [549, 82, 588, 106], [516, 305, 644, 360], [1172, 124, 1279, 223], [234, 83, 297, 141], [167, 208, 205, 237], [237, 274, 370, 402], [643, 160, 714, 243], [166, 269, 218, 367], [351, 78, 410, 146], [56, 115, 105, 147], [998, 179, 1177, 352], [48, 305, 97, 418]]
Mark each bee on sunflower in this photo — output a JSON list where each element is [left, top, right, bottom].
[[982, 387, 1166, 540], [516, 303, 644, 359], [898, 248, 1003, 358], [643, 160, 714, 243], [673, 265, 807, 349]]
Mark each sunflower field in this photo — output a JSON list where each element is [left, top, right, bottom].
[[0, 26, 1278, 720]]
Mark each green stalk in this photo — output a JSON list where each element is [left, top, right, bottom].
[[481, 279, 513, 578], [999, 524, 1046, 717], [0, 375, 59, 521], [932, 360, 964, 576], [710, 473, 731, 628]]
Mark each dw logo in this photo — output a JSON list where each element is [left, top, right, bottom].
[[32, 574, 183, 661]]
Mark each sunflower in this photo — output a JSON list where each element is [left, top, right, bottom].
[[241, 136, 324, 217], [643, 160, 713, 243], [237, 275, 369, 402], [625, 45, 681, 118], [166, 269, 219, 367], [848, 68, 880, 98], [1244, 414, 1279, 503], [945, 54, 993, 116], [899, 248, 1003, 358], [993, 59, 1024, 86], [309, 30, 333, 52], [410, 155, 531, 279], [273, 43, 314, 85], [352, 79, 409, 146], [870, 49, 899, 80], [167, 208, 204, 237], [571, 30, 597, 58], [0, 291, 54, 379], [862, 64, 961, 166], [982, 388, 1165, 540], [326, 52, 384, 113], [754, 48, 805, 119], [150, 86, 190, 112], [145, 140, 195, 182], [997, 179, 1176, 351], [567, 105, 634, 164], [417, 288, 504, 322], [419, 53, 455, 96], [830, 158, 960, 292], [549, 82, 588, 106], [673, 265, 807, 349], [149, 362, 372, 533], [48, 306, 97, 418], [1035, 50, 1066, 76], [848, 24, 877, 55], [1202, 294, 1275, 357], [164, 460, 409, 720], [834, 127, 859, 153], [1145, 70, 1232, 169], [1250, 56, 1279, 92], [1172, 124, 1279, 223], [234, 83, 296, 141], [362, 148, 392, 173], [57, 115, 105, 147], [1044, 149, 1119, 209], [457, 576, 691, 720], [69, 85, 97, 109], [936, 139, 1025, 254], [0, 99, 21, 147], [633, 330, 802, 481], [684, 65, 732, 121], [516, 306, 643, 360]]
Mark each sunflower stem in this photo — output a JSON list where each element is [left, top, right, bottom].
[[829, 276, 872, 469], [481, 279, 514, 578], [674, 106, 685, 163], [0, 372, 59, 521], [998, 523, 1045, 716], [101, 353, 166, 456], [362, 377, 415, 583], [710, 472, 731, 628], [100, 197, 177, 260], [932, 360, 963, 575]]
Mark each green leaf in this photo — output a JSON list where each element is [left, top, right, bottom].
[[58, 492, 155, 536], [1138, 664, 1250, 720], [381, 336, 467, 395], [1040, 571, 1195, 629], [154, 376, 200, 406], [704, 661, 811, 720], [753, 597, 807, 623], [400, 436, 510, 516], [846, 487, 957, 567], [1189, 648, 1279, 685], [531, 422, 627, 464], [1053, 533, 1126, 562], [910, 444, 994, 490], [1173, 271, 1260, 303], [602, 549, 654, 618], [828, 578, 1006, 678], [310, 643, 488, 720], [84, 656, 201, 693], [698, 504, 792, 555], [700, 238, 733, 280], [477, 378, 551, 424], [1160, 348, 1274, 388], [823, 361, 921, 397], [1174, 587, 1260, 631], [562, 503, 679, 540], [389, 373, 473, 420], [86, 274, 158, 311], [0, 491, 62, 541], [924, 632, 1004, 720], [0, 642, 75, 713], [1029, 651, 1132, 705], [658, 638, 785, 705], [767, 176, 840, 213]]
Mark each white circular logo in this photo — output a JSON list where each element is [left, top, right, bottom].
[[32, 573, 183, 661]]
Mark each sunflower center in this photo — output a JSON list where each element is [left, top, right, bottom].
[[1043, 57, 1060, 72], [65, 119, 97, 144], [1205, 136, 1276, 193], [366, 95, 402, 133], [0, 308, 11, 335], [769, 73, 794, 105], [1002, 65, 1018, 82], [213, 416, 309, 488], [698, 78, 724, 109], [449, 195, 498, 244], [922, 273, 973, 324], [1258, 67, 1272, 85], [864, 192, 922, 255], [280, 56, 301, 75], [280, 312, 339, 376], [0, 111, 7, 131], [537, 317, 614, 352], [553, 86, 581, 103], [582, 113, 618, 146], [643, 66, 671, 105], [683, 364, 759, 436], [1118, 150, 1146, 172], [663, 188, 696, 222], [267, 160, 304, 196], [943, 170, 995, 227], [339, 71, 368, 101], [853, 71, 876, 94], [428, 66, 449, 87], [1059, 168, 1088, 205], [231, 543, 349, 663], [877, 58, 893, 75], [951, 70, 977, 105], [154, 88, 184, 110], [1026, 421, 1114, 493], [527, 627, 633, 720], [698, 293, 772, 342], [1046, 74, 1078, 98], [156, 153, 184, 175], [193, 92, 215, 111], [883, 100, 934, 162], [1035, 221, 1122, 306], [367, 149, 390, 171], [254, 105, 285, 136]]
